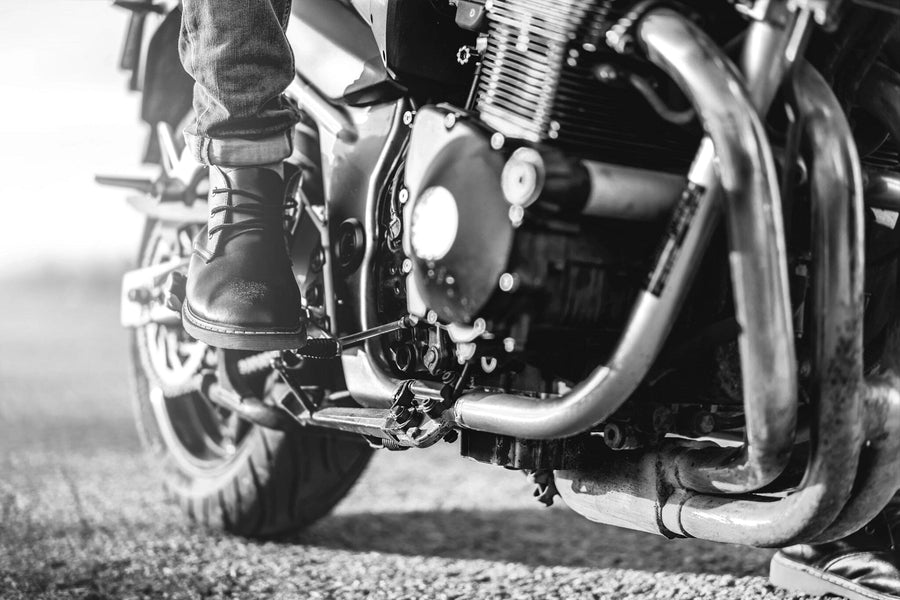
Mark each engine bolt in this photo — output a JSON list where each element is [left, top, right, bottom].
[[401, 258, 413, 274], [603, 423, 641, 450], [490, 132, 505, 150], [407, 426, 421, 439], [444, 113, 457, 129], [398, 188, 410, 204], [426, 310, 439, 324], [508, 205, 525, 227], [443, 430, 459, 444], [594, 63, 619, 84], [503, 337, 516, 353], [499, 272, 519, 293], [402, 110, 416, 126]]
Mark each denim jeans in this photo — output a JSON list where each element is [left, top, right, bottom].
[[179, 0, 301, 166]]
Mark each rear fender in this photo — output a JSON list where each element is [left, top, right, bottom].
[[141, 6, 193, 164]]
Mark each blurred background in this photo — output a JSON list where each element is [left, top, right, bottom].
[[0, 2, 148, 279], [0, 1, 150, 453], [0, 3, 782, 598]]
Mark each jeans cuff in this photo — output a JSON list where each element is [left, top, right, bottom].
[[184, 131, 293, 167]]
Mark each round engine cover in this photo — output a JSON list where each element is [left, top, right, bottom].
[[404, 113, 514, 324]]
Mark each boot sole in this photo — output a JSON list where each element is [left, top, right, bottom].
[[770, 551, 895, 600], [181, 301, 307, 351]]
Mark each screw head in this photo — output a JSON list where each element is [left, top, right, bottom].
[[503, 337, 516, 353], [498, 272, 519, 293], [490, 132, 505, 150], [402, 110, 415, 126], [398, 188, 410, 204], [426, 310, 439, 324], [594, 63, 619, 83], [443, 113, 457, 129], [401, 258, 413, 274], [508, 205, 525, 227]]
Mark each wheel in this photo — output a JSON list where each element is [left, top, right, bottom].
[[128, 219, 372, 538]]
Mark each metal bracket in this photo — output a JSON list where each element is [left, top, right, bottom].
[[272, 354, 321, 418], [120, 258, 188, 327]]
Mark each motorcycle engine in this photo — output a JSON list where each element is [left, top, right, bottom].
[[399, 0, 701, 381]]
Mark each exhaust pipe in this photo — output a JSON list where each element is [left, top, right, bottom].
[[806, 64, 900, 543], [451, 7, 798, 496], [558, 60, 873, 547]]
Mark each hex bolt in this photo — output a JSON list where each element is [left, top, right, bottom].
[[490, 132, 505, 150], [402, 110, 416, 126], [426, 310, 439, 325], [398, 188, 410, 204], [503, 337, 516, 353], [401, 258, 413, 274], [443, 430, 459, 444], [443, 113, 457, 129]]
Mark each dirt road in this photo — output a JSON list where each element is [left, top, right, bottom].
[[0, 275, 805, 599]]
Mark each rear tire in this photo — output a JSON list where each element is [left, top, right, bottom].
[[129, 218, 372, 538]]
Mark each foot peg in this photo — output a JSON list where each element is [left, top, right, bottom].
[[297, 336, 340, 359]]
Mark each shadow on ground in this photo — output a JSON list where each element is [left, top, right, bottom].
[[300, 508, 771, 577]]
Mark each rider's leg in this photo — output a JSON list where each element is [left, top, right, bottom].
[[178, 0, 307, 351], [179, 0, 299, 167]]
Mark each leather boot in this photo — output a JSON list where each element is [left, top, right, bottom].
[[182, 165, 307, 351], [770, 503, 900, 600]]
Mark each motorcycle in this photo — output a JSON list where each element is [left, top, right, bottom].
[[101, 0, 900, 566]]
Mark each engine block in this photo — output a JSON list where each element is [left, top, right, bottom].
[[474, 0, 697, 171]]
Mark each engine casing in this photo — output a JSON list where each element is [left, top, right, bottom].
[[474, 0, 696, 171], [403, 105, 653, 360]]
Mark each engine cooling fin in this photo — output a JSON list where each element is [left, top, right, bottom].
[[475, 0, 698, 172]]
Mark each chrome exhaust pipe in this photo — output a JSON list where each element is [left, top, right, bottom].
[[806, 64, 900, 543], [558, 61, 872, 547], [452, 8, 798, 495]]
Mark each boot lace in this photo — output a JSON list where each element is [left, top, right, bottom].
[[208, 187, 297, 240]]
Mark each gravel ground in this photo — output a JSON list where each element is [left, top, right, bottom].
[[0, 275, 812, 600]]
